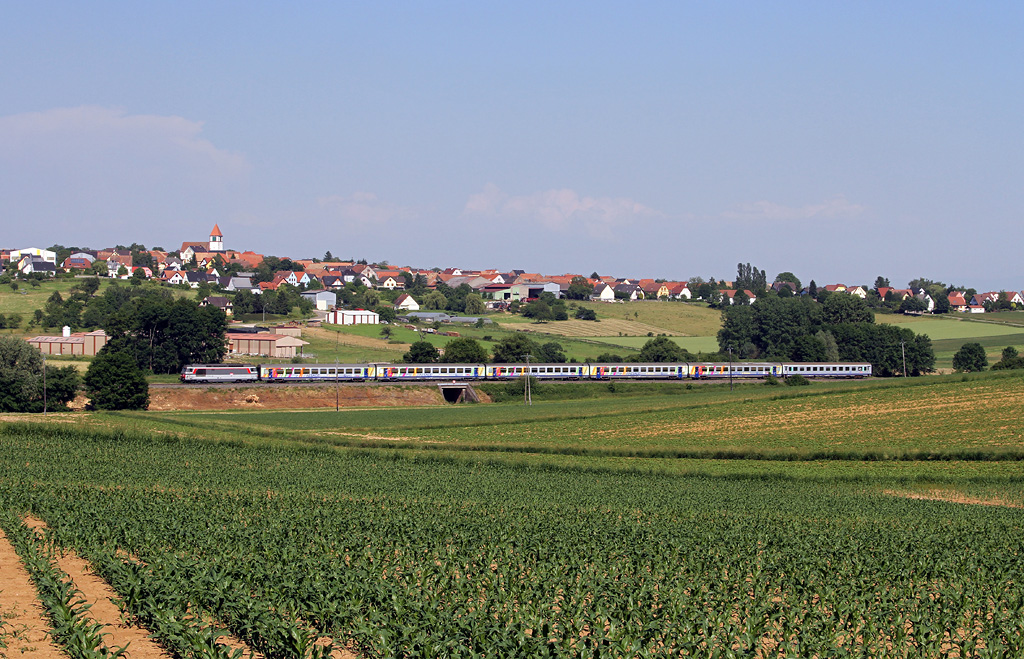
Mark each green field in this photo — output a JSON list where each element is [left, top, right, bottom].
[[0, 277, 114, 318], [294, 322, 638, 364], [3, 371, 1024, 656], [6, 290, 1024, 654]]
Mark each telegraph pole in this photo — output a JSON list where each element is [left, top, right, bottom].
[[728, 345, 734, 392], [335, 327, 340, 411], [523, 353, 533, 406]]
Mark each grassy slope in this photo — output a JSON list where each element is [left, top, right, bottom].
[[295, 322, 639, 364], [877, 314, 1024, 368]]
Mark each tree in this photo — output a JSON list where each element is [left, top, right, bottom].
[[379, 325, 394, 340], [565, 276, 594, 300], [104, 297, 228, 375], [992, 346, 1024, 370], [774, 272, 801, 292], [83, 347, 149, 410], [402, 340, 439, 363], [822, 294, 873, 325], [423, 291, 448, 310], [464, 293, 486, 315], [534, 341, 567, 363], [0, 336, 80, 412], [636, 336, 689, 362], [375, 305, 397, 323], [440, 337, 488, 363], [717, 305, 754, 356], [808, 280, 817, 298], [575, 307, 597, 321], [952, 342, 988, 372], [521, 299, 554, 321], [77, 277, 101, 297], [898, 296, 927, 314], [735, 263, 767, 294], [873, 276, 890, 291], [360, 289, 382, 309], [491, 334, 540, 363], [815, 330, 840, 362]]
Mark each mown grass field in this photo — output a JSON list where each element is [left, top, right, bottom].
[[3, 368, 1024, 655], [0, 277, 117, 320]]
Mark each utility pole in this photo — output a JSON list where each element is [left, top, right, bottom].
[[728, 345, 734, 392], [523, 353, 532, 406], [335, 328, 340, 412], [42, 353, 47, 416]]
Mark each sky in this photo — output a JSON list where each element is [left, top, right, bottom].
[[1, 2, 1021, 290]]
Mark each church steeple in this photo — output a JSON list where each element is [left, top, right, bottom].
[[209, 224, 224, 251]]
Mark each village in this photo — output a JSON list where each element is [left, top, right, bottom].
[[4, 223, 1023, 360]]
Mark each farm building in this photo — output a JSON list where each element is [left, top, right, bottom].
[[300, 290, 337, 311], [326, 309, 379, 325], [27, 329, 108, 356], [226, 332, 309, 358]]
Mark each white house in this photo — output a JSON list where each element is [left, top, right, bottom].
[[591, 283, 616, 302], [18, 256, 57, 276], [394, 293, 420, 311]]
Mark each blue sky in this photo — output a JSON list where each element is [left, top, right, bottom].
[[1, 2, 1021, 289]]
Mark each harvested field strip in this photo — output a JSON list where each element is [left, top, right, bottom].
[[882, 489, 1023, 508], [0, 526, 65, 659], [514, 318, 675, 337]]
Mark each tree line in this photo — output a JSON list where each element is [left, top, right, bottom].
[[717, 294, 935, 376]]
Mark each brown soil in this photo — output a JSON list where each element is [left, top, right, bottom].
[[0, 526, 66, 658], [21, 518, 360, 659], [23, 516, 173, 659], [147, 384, 465, 411], [883, 489, 1022, 508]]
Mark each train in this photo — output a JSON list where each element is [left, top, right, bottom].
[[180, 361, 872, 383]]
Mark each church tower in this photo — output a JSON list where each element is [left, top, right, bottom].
[[209, 224, 224, 252]]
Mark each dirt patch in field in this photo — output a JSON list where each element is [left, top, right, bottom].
[[0, 526, 66, 658], [22, 517, 359, 659], [883, 489, 1022, 508], [147, 384, 469, 411]]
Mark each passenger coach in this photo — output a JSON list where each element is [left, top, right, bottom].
[[182, 360, 872, 383]]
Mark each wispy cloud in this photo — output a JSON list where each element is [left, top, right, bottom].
[[464, 183, 662, 240], [721, 196, 865, 222], [316, 192, 418, 228], [0, 106, 251, 244], [0, 106, 250, 179]]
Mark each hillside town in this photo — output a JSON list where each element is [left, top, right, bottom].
[[4, 224, 1021, 319]]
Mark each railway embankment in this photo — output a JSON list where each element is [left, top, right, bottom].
[[146, 383, 475, 411]]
